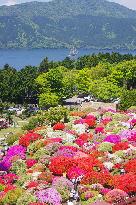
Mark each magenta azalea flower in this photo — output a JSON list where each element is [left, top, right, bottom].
[[104, 134, 121, 144]]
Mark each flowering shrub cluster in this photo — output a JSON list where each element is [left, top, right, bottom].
[[0, 109, 136, 204]]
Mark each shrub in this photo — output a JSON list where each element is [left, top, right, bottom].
[[6, 132, 21, 146], [22, 116, 45, 131], [11, 159, 27, 175], [2, 188, 24, 204], [44, 106, 69, 125], [119, 89, 136, 110], [39, 92, 59, 108], [98, 142, 114, 152], [16, 191, 37, 205]]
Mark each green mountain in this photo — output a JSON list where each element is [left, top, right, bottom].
[[0, 0, 136, 49]]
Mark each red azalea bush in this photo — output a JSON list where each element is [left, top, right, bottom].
[[112, 141, 129, 152], [75, 133, 93, 146], [49, 156, 75, 175], [26, 159, 37, 168], [3, 173, 18, 184], [3, 184, 16, 193], [67, 167, 86, 179], [27, 181, 39, 189], [81, 170, 113, 186], [53, 123, 65, 130], [113, 173, 136, 192], [101, 117, 112, 125], [19, 131, 43, 147], [76, 156, 104, 173], [95, 126, 105, 134], [59, 146, 78, 152], [124, 159, 136, 173], [84, 119, 96, 128]]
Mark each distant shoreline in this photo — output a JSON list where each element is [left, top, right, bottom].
[[0, 48, 136, 70]]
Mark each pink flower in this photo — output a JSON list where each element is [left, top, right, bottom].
[[67, 167, 86, 179]]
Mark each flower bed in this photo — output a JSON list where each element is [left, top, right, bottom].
[[0, 109, 136, 204]]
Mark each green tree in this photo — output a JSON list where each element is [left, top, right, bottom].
[[76, 68, 92, 93], [39, 92, 59, 108], [39, 57, 49, 73], [119, 89, 136, 110], [36, 66, 68, 97], [89, 78, 121, 102], [18, 66, 38, 104], [109, 60, 136, 89], [0, 66, 19, 103]]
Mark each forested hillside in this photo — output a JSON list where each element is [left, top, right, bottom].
[[0, 0, 136, 48]]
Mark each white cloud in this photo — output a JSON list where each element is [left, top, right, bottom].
[[108, 0, 136, 10], [6, 0, 17, 6]]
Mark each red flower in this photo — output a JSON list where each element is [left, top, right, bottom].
[[53, 123, 65, 130], [84, 119, 96, 128], [81, 170, 112, 186], [113, 173, 136, 192], [76, 156, 104, 173], [49, 156, 75, 175], [3, 173, 18, 184], [75, 133, 93, 146], [95, 127, 105, 134], [27, 181, 39, 189], [19, 132, 43, 147], [26, 159, 37, 168], [113, 163, 122, 169], [124, 159, 136, 174], [4, 184, 16, 193], [113, 142, 129, 152]]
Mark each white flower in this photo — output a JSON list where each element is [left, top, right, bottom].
[[32, 172, 42, 180], [72, 124, 86, 134], [114, 157, 123, 164], [103, 162, 114, 170], [107, 153, 114, 159], [65, 133, 75, 142]]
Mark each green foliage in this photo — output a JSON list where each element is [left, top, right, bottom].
[[89, 78, 122, 102], [6, 132, 21, 146], [98, 142, 114, 152], [0, 52, 136, 110], [39, 92, 59, 108], [22, 115, 45, 131], [39, 57, 49, 73], [11, 159, 27, 175], [119, 89, 136, 110], [27, 139, 45, 153], [0, 66, 38, 104], [16, 191, 37, 205], [32, 147, 49, 160], [44, 106, 69, 124], [2, 188, 24, 205], [109, 60, 136, 89], [15, 174, 32, 187]]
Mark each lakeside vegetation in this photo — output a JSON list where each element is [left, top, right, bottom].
[[0, 52, 136, 111]]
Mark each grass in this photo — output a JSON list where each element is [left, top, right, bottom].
[[0, 116, 29, 138]]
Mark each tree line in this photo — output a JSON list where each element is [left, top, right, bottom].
[[0, 52, 136, 110]]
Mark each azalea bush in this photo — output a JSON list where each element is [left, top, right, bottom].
[[0, 108, 136, 204]]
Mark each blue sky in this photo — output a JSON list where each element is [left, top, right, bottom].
[[0, 0, 136, 10]]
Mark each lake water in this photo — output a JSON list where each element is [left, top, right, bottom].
[[0, 48, 136, 69]]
